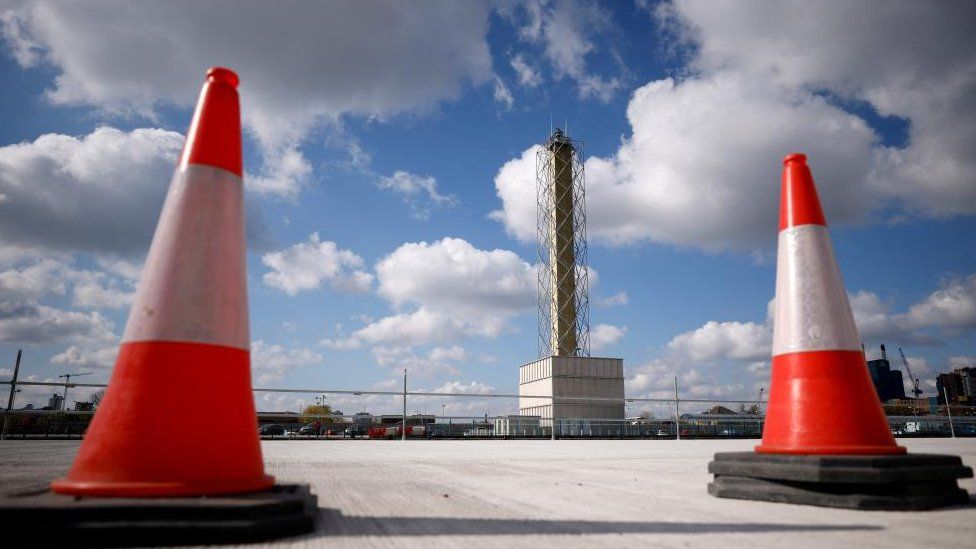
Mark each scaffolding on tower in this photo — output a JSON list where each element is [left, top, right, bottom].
[[536, 128, 591, 358]]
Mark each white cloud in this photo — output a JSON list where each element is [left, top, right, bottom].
[[597, 292, 628, 307], [251, 340, 324, 385], [949, 356, 976, 370], [2, 1, 495, 196], [51, 344, 117, 371], [377, 171, 458, 220], [0, 302, 116, 344], [371, 345, 465, 379], [512, 0, 622, 102], [433, 380, 495, 394], [246, 146, 312, 199], [664, 0, 976, 216], [0, 127, 183, 255], [902, 275, 976, 331], [667, 320, 771, 362], [0, 256, 134, 310], [510, 54, 542, 87], [261, 233, 373, 295], [492, 76, 515, 109], [332, 238, 535, 351], [69, 270, 134, 309], [493, 2, 976, 253], [494, 73, 878, 251], [590, 323, 626, 352]]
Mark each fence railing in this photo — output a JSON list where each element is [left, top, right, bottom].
[[2, 379, 974, 440]]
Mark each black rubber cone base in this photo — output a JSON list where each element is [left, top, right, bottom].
[[0, 483, 317, 547], [708, 452, 972, 511]]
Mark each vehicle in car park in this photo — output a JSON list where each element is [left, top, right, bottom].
[[259, 424, 285, 436]]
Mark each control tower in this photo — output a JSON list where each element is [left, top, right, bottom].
[[519, 129, 624, 431]]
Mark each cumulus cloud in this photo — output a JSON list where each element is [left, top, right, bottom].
[[493, 1, 976, 253], [0, 127, 183, 255], [377, 171, 459, 220], [667, 0, 976, 218], [0, 301, 116, 345], [2, 1, 495, 195], [345, 238, 536, 346], [493, 74, 877, 250], [902, 275, 976, 331], [261, 233, 373, 295], [51, 344, 117, 371], [251, 340, 324, 385], [667, 320, 771, 362], [371, 345, 467, 378], [590, 323, 626, 352]]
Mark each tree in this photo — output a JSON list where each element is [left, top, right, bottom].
[[90, 390, 106, 408], [301, 404, 333, 425]]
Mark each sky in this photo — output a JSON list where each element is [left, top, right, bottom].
[[0, 0, 974, 417]]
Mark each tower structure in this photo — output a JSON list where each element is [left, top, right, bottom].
[[518, 128, 624, 433], [537, 128, 590, 358]]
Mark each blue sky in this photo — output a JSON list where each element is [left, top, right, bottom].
[[0, 1, 974, 415]]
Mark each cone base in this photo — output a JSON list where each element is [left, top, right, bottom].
[[50, 474, 274, 498], [708, 452, 973, 511], [1, 483, 316, 546]]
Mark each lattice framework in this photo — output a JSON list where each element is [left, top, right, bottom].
[[536, 129, 590, 358]]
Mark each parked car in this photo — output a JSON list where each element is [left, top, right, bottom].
[[344, 427, 365, 438], [656, 429, 670, 437], [259, 424, 285, 436], [299, 424, 320, 436]]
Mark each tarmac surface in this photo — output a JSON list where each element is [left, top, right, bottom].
[[1, 437, 974, 548]]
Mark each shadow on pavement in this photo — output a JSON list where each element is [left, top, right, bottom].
[[313, 508, 882, 537]]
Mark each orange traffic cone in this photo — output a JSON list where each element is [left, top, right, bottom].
[[756, 153, 904, 455], [708, 153, 971, 510], [51, 67, 274, 497]]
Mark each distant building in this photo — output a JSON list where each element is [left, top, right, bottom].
[[936, 372, 967, 405], [46, 394, 64, 411], [956, 367, 976, 402], [866, 357, 906, 402]]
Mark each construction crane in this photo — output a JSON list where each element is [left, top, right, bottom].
[[898, 348, 924, 399], [58, 372, 93, 412]]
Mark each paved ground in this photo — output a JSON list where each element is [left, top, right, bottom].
[[1, 438, 974, 548]]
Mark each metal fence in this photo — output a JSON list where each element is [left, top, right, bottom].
[[2, 379, 975, 440]]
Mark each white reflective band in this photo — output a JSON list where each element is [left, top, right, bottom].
[[122, 165, 249, 350], [772, 224, 860, 356]]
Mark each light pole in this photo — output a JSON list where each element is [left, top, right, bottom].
[[402, 369, 407, 441], [2, 349, 23, 440]]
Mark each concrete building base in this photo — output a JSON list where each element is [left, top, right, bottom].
[[0, 483, 316, 546], [519, 356, 625, 424], [708, 452, 972, 510]]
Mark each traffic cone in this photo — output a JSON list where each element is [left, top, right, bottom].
[[756, 152, 903, 455], [707, 153, 971, 510], [50, 67, 273, 497]]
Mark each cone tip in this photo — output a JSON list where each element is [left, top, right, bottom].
[[207, 67, 239, 89], [783, 152, 807, 166]]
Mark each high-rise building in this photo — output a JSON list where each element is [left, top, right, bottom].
[[956, 366, 976, 402], [866, 356, 906, 402], [937, 371, 970, 405], [519, 129, 624, 427], [47, 393, 64, 411]]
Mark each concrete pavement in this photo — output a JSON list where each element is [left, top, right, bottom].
[[1, 438, 973, 548]]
